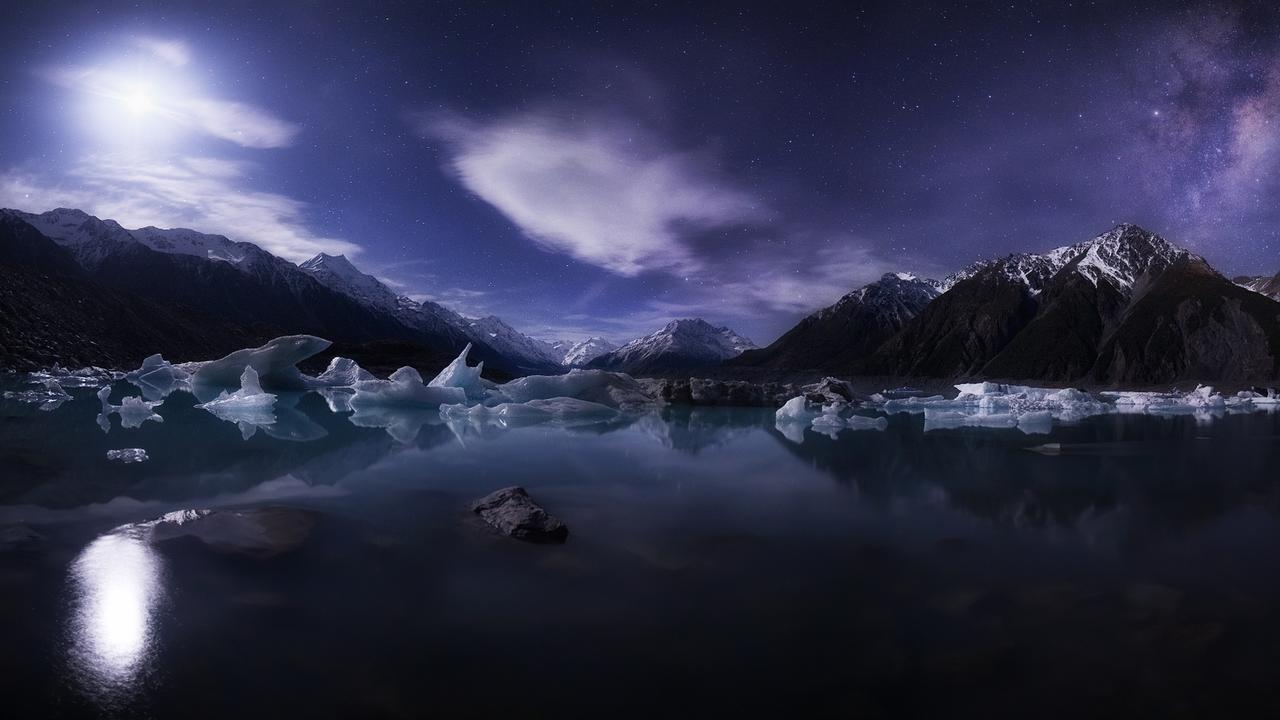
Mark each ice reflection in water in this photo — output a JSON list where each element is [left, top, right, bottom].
[[67, 528, 163, 702]]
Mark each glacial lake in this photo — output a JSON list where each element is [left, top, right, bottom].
[[4, 379, 1280, 717]]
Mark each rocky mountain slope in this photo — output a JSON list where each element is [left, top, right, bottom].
[[864, 224, 1278, 382], [0, 215, 268, 369], [730, 273, 941, 371]]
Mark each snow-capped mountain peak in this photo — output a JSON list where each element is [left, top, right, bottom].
[[816, 272, 941, 323], [299, 252, 402, 312], [965, 223, 1191, 296], [1061, 223, 1189, 290], [558, 337, 618, 366], [590, 318, 756, 373]]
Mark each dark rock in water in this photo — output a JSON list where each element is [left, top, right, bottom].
[[147, 506, 317, 557], [0, 524, 43, 552], [801, 377, 855, 404], [471, 487, 568, 543], [643, 377, 793, 407]]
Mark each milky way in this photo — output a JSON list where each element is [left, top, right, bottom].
[[0, 1, 1277, 344]]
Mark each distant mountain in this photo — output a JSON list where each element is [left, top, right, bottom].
[[557, 337, 618, 366], [588, 319, 755, 375], [1236, 273, 1280, 302], [730, 273, 941, 371]]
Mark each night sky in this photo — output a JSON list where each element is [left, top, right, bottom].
[[2, 1, 1279, 344]]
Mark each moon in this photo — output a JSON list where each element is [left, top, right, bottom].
[[124, 88, 154, 116]]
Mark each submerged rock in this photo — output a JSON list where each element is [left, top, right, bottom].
[[106, 448, 149, 464], [471, 487, 568, 543], [147, 506, 317, 557]]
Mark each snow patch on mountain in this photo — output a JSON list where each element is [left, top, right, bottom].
[[952, 224, 1192, 296], [557, 337, 618, 366], [815, 273, 941, 324], [299, 252, 402, 312], [1235, 273, 1280, 301], [590, 319, 756, 372], [463, 316, 562, 368]]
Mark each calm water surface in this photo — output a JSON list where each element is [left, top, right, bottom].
[[3, 380, 1280, 718]]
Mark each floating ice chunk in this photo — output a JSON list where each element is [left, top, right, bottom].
[[428, 343, 488, 400], [498, 369, 655, 409], [350, 366, 466, 408], [29, 364, 122, 388], [1102, 385, 1226, 414], [775, 396, 818, 422], [3, 379, 71, 411], [126, 354, 191, 400], [194, 366, 278, 433], [190, 335, 332, 389], [106, 448, 149, 464], [97, 386, 164, 429], [309, 357, 375, 387], [1231, 388, 1280, 409]]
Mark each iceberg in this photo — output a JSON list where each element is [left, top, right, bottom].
[[29, 364, 122, 388], [775, 396, 818, 423], [498, 369, 655, 409], [427, 343, 488, 400], [196, 366, 277, 412], [350, 366, 466, 408], [96, 386, 164, 429], [1102, 385, 1226, 414], [106, 448, 149, 464], [190, 335, 332, 389], [3, 379, 71, 411], [309, 357, 375, 387], [126, 354, 191, 400]]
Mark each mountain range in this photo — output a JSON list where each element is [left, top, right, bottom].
[[736, 223, 1280, 383], [0, 208, 749, 375], [3, 208, 1278, 384]]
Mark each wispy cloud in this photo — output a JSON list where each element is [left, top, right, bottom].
[[42, 60, 299, 149], [131, 36, 191, 67], [0, 155, 358, 262], [421, 112, 764, 276], [187, 99, 301, 149]]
